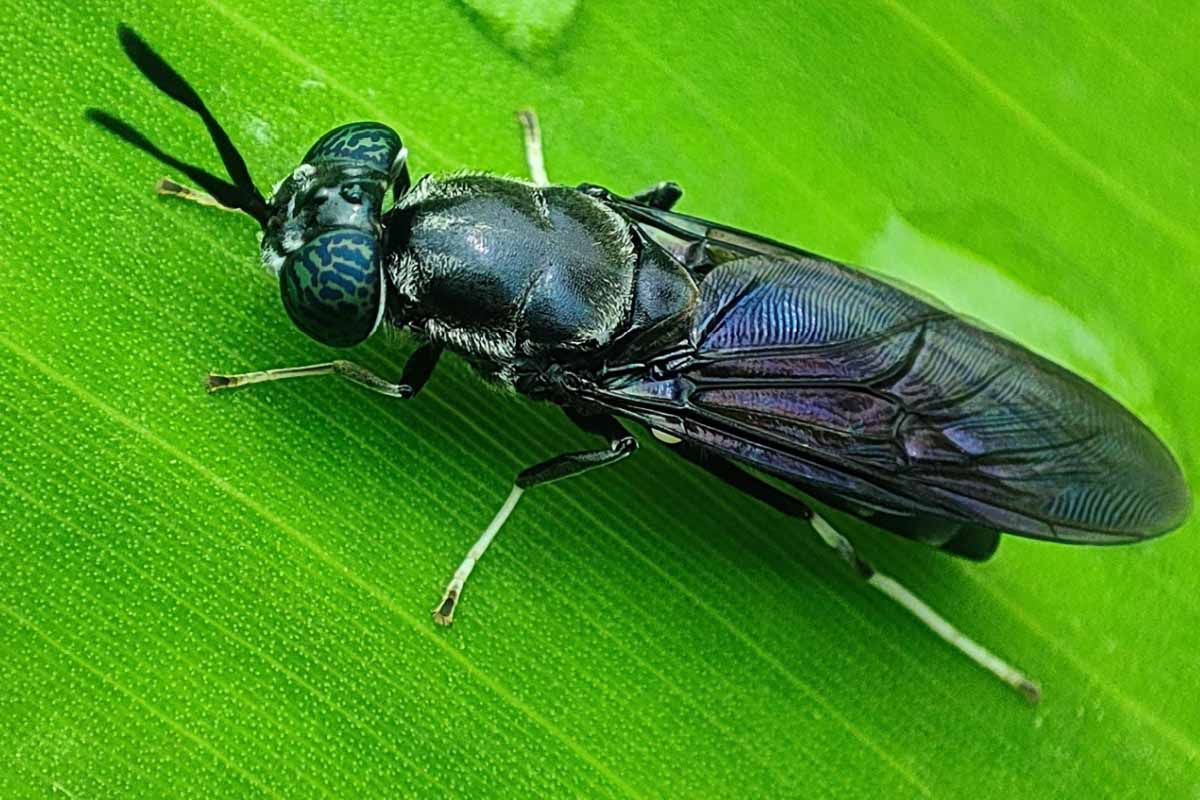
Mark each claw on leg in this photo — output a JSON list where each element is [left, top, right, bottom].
[[432, 586, 460, 626], [205, 372, 235, 392], [206, 369, 278, 393]]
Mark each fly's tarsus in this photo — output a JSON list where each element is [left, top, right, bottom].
[[205, 372, 235, 392]]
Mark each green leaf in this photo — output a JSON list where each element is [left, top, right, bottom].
[[2, 0, 1197, 796], [457, 0, 579, 57]]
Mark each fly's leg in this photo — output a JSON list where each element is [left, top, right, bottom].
[[671, 443, 1042, 703], [630, 181, 683, 211], [430, 485, 523, 627], [433, 412, 637, 625], [515, 109, 684, 209], [574, 181, 686, 210], [155, 177, 241, 212], [516, 108, 549, 187], [206, 344, 442, 399], [810, 516, 1041, 703]]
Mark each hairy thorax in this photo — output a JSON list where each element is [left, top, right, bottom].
[[385, 174, 638, 383]]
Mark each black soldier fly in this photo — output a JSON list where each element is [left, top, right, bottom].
[[89, 25, 1191, 703]]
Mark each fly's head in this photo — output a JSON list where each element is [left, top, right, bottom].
[[261, 123, 410, 347], [87, 26, 411, 349]]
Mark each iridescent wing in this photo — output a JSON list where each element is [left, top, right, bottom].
[[590, 198, 1191, 543]]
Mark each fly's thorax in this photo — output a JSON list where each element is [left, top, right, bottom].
[[259, 122, 409, 348], [383, 175, 640, 383]]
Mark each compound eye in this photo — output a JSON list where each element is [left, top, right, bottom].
[[279, 230, 384, 348], [303, 122, 402, 176]]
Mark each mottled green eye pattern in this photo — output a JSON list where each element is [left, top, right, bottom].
[[303, 122, 401, 175], [280, 230, 383, 348]]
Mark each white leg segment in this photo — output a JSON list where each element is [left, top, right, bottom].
[[516, 109, 550, 187], [206, 360, 412, 398], [207, 362, 341, 391], [432, 485, 526, 625], [811, 514, 1041, 703], [155, 177, 240, 213]]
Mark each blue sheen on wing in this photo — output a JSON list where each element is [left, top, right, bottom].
[[604, 255, 1190, 543]]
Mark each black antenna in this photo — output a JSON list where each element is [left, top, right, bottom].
[[86, 24, 269, 225], [86, 109, 261, 216]]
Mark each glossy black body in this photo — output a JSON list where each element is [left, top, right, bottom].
[[91, 25, 1189, 565], [90, 22, 1190, 584], [377, 173, 1191, 553], [382, 175, 699, 392]]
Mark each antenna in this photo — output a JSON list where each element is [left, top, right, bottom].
[[86, 24, 269, 226]]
